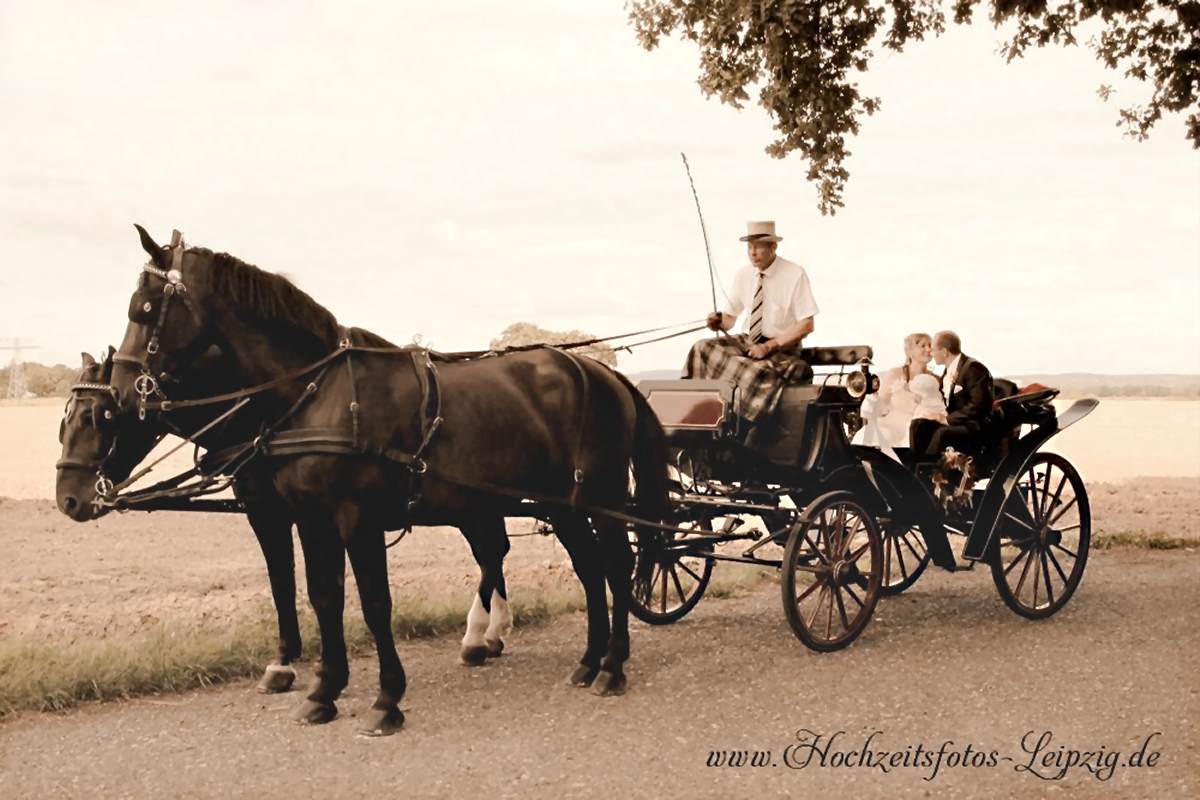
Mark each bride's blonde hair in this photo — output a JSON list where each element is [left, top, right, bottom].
[[903, 332, 932, 381]]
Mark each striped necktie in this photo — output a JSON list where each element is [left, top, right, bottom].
[[747, 272, 765, 343]]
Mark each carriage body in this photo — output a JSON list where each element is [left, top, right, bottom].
[[631, 345, 1097, 651]]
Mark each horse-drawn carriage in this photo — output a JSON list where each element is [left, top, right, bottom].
[[628, 345, 1096, 651], [54, 226, 1098, 733]]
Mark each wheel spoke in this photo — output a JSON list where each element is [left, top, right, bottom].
[[645, 564, 662, 603], [1014, 542, 1036, 597], [1056, 523, 1082, 532], [1026, 472, 1042, 525], [840, 516, 863, 559], [1031, 546, 1042, 608], [795, 578, 823, 606], [660, 563, 668, 612], [833, 506, 848, 556], [1048, 494, 1079, 526], [1003, 511, 1038, 537], [896, 541, 909, 579], [843, 583, 864, 609], [905, 530, 927, 556], [670, 566, 688, 605], [825, 583, 835, 640], [677, 560, 703, 583], [846, 541, 871, 565], [802, 529, 830, 565], [1047, 547, 1070, 584], [1040, 551, 1055, 607], [901, 534, 924, 564], [1004, 544, 1031, 577], [883, 533, 894, 585], [1038, 466, 1053, 523], [806, 584, 830, 630], [1046, 471, 1067, 520], [834, 586, 851, 632], [1052, 541, 1079, 560]]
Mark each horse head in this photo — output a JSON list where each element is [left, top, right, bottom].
[[55, 348, 163, 520], [111, 224, 341, 420]]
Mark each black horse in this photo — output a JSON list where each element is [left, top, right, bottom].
[[57, 346, 520, 690], [102, 225, 667, 734]]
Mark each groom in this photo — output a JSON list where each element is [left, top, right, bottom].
[[909, 330, 994, 458]]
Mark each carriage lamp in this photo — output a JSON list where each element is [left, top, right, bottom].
[[846, 359, 877, 399], [846, 370, 868, 398]]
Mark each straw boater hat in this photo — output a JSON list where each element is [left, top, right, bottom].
[[739, 220, 782, 243]]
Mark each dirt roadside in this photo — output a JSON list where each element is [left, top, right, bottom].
[[3, 478, 1197, 646]]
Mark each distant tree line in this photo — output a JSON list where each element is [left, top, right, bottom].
[[0, 362, 78, 398]]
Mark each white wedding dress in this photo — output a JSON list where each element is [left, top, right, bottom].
[[853, 366, 928, 453]]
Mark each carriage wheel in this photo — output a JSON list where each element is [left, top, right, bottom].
[[782, 491, 883, 652], [629, 519, 714, 625], [990, 452, 1091, 620], [881, 523, 931, 596]]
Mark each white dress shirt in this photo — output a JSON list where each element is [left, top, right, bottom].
[[942, 354, 962, 405], [721, 256, 819, 338]]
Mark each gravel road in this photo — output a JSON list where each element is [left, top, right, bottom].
[[2, 549, 1197, 799]]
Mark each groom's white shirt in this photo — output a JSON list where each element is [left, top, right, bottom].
[[942, 354, 962, 405]]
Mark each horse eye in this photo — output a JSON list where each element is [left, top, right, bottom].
[[104, 409, 113, 420]]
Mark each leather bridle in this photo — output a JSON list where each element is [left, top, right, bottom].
[[111, 230, 206, 421], [55, 380, 123, 500]]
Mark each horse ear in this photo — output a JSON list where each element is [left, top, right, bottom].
[[134, 223, 167, 268], [81, 351, 96, 367]]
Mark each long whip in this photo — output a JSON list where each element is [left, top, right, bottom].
[[681, 152, 717, 314]]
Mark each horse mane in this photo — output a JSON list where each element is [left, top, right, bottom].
[[191, 248, 342, 350], [348, 326, 396, 348]]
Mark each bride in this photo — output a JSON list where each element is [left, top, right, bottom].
[[855, 332, 945, 450]]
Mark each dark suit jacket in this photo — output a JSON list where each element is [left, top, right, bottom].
[[942, 354, 994, 433]]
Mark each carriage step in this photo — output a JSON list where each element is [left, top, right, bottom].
[[952, 562, 978, 572]]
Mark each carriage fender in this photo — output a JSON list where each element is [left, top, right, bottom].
[[849, 447, 956, 571], [961, 399, 1099, 561]]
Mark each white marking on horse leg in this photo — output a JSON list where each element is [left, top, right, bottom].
[[461, 592, 489, 650], [485, 590, 512, 655]]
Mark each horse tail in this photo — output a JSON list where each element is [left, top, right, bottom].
[[608, 370, 670, 594]]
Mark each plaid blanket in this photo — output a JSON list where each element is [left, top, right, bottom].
[[682, 334, 811, 421]]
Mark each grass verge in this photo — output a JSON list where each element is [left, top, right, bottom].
[[0, 563, 778, 722], [0, 586, 586, 721], [1093, 532, 1196, 551]]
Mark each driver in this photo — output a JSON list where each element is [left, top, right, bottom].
[[682, 221, 819, 423]]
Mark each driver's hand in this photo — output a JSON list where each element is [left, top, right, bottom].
[[706, 312, 724, 331], [747, 343, 772, 359]]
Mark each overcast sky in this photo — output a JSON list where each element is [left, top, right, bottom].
[[2, 1, 1197, 376]]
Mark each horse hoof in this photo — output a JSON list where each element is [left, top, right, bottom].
[[568, 664, 599, 687], [460, 645, 490, 666], [485, 638, 505, 658], [294, 698, 338, 725], [591, 670, 627, 697], [256, 664, 297, 694], [358, 705, 405, 737]]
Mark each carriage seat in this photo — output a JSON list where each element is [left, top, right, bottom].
[[972, 379, 1060, 474]]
